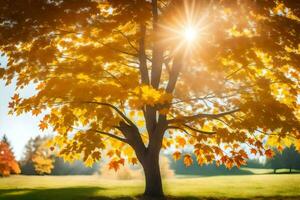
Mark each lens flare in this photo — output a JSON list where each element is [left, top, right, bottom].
[[183, 27, 197, 42]]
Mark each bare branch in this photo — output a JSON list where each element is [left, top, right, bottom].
[[100, 41, 138, 57], [116, 30, 139, 53]]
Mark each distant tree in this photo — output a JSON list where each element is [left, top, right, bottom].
[[171, 155, 253, 176], [0, 141, 20, 176], [268, 145, 300, 173], [1, 135, 9, 145], [245, 159, 266, 169], [1, 134, 13, 152], [21, 136, 98, 175], [51, 157, 99, 175], [282, 145, 300, 173], [32, 141, 54, 175], [269, 150, 284, 174], [20, 136, 51, 175]]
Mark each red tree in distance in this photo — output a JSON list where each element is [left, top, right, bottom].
[[0, 142, 20, 176]]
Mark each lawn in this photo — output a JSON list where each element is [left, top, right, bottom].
[[0, 174, 300, 200]]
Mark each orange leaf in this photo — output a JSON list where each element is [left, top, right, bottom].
[[176, 136, 186, 148], [39, 121, 48, 131], [250, 148, 257, 155], [172, 151, 181, 161], [130, 157, 138, 165], [108, 160, 120, 172], [183, 154, 193, 167], [265, 149, 274, 158], [118, 158, 125, 166]]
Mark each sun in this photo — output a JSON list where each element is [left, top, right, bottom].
[[183, 27, 197, 42]]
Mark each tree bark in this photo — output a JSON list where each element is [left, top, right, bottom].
[[140, 150, 164, 198]]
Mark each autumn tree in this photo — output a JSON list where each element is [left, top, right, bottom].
[[32, 143, 54, 175], [20, 136, 47, 174], [0, 141, 20, 176], [20, 136, 54, 175], [2, 135, 11, 147], [0, 0, 300, 197]]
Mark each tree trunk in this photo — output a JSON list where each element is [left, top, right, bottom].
[[290, 168, 292, 173], [274, 168, 276, 174], [141, 151, 164, 198]]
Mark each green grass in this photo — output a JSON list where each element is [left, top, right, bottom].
[[0, 175, 300, 199], [240, 168, 300, 174]]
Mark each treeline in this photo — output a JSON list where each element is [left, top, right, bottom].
[[0, 135, 98, 176], [266, 145, 300, 173], [1, 134, 300, 177], [20, 135, 99, 175], [171, 146, 300, 175]]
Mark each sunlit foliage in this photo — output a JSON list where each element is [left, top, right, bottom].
[[32, 140, 55, 175]]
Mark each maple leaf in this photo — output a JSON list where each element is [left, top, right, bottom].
[[32, 108, 41, 116], [130, 157, 138, 165], [11, 94, 20, 102], [265, 149, 274, 158], [250, 148, 257, 155], [118, 158, 125, 166], [39, 121, 48, 131], [183, 154, 193, 167], [176, 136, 186, 148], [106, 150, 114, 158], [172, 151, 181, 161], [108, 160, 120, 172], [225, 159, 234, 169]]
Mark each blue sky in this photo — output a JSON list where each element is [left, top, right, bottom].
[[0, 56, 52, 160]]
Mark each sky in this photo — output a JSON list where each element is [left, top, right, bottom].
[[0, 56, 52, 160]]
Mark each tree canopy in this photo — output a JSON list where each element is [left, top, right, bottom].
[[0, 0, 300, 196], [0, 141, 20, 176]]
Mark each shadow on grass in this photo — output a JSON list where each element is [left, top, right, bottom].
[[1, 187, 300, 200], [0, 187, 103, 200]]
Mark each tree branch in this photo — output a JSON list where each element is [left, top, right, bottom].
[[138, 23, 150, 84], [182, 124, 216, 135], [91, 129, 128, 143], [166, 54, 182, 93], [116, 30, 139, 53], [100, 41, 138, 58], [151, 0, 163, 88], [166, 126, 197, 138], [167, 108, 240, 123], [78, 101, 135, 127]]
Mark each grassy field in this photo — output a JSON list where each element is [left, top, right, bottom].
[[0, 174, 300, 200]]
